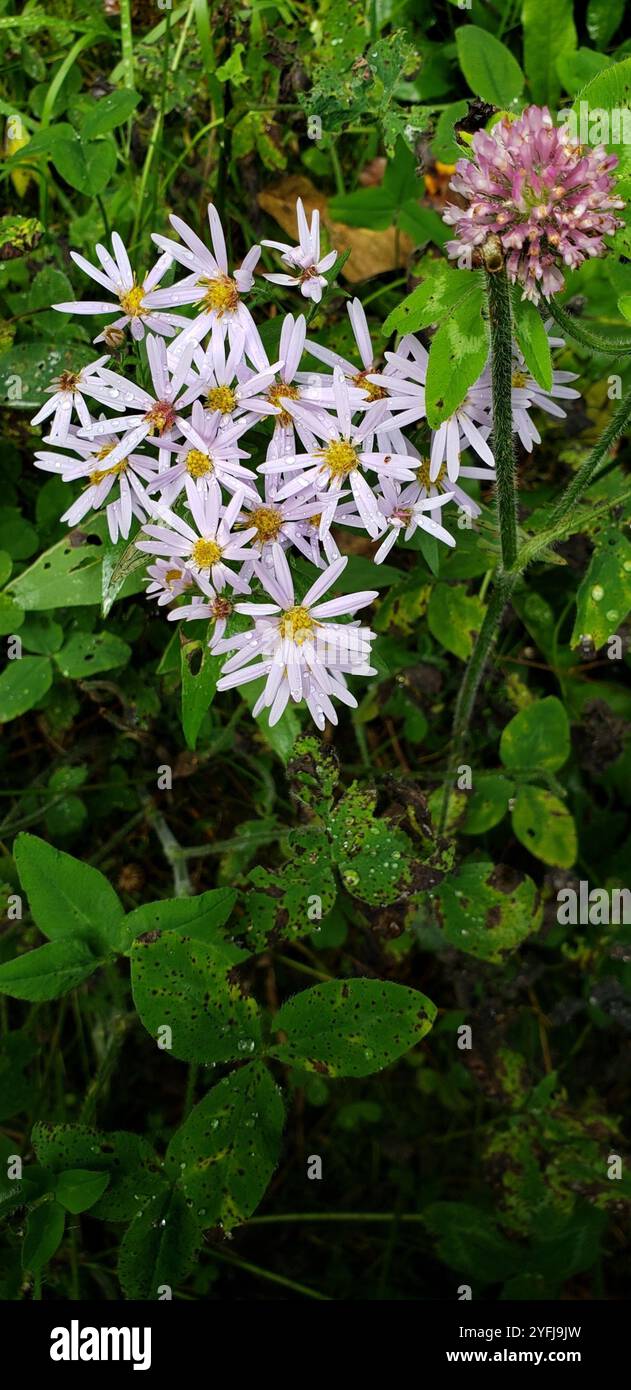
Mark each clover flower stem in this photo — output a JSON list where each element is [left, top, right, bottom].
[[547, 299, 631, 357], [547, 380, 631, 528], [486, 267, 518, 572], [438, 575, 516, 832]]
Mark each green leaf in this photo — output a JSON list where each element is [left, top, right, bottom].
[[81, 89, 140, 139], [431, 101, 469, 164], [0, 342, 96, 412], [523, 0, 576, 108], [55, 1168, 110, 1214], [55, 631, 131, 679], [424, 1201, 522, 1284], [14, 833, 127, 953], [556, 48, 611, 99], [22, 1201, 65, 1273], [167, 1062, 285, 1230], [123, 888, 237, 947], [117, 1187, 199, 1299], [462, 773, 514, 834], [512, 786, 577, 868], [500, 696, 570, 773], [245, 835, 337, 951], [435, 862, 542, 963], [571, 529, 631, 649], [382, 263, 482, 338], [571, 58, 631, 174], [0, 938, 99, 1001], [587, 0, 624, 50], [270, 979, 437, 1077], [131, 930, 261, 1065], [7, 528, 105, 610], [425, 283, 489, 428], [427, 583, 486, 660], [181, 640, 220, 749], [455, 25, 524, 108], [101, 534, 147, 617], [328, 784, 424, 905], [512, 296, 553, 391], [0, 592, 25, 636], [32, 1123, 165, 1221], [0, 1032, 36, 1120], [0, 655, 52, 721], [51, 136, 116, 195]]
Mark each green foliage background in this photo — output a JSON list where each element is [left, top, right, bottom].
[[0, 0, 630, 1301]]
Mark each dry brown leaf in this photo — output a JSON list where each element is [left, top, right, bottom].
[[258, 175, 413, 284]]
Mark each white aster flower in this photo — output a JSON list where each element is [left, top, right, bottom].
[[136, 481, 256, 596], [77, 335, 196, 470], [34, 423, 158, 542], [145, 400, 257, 508], [166, 591, 235, 648], [216, 545, 378, 729], [259, 369, 416, 540], [30, 355, 124, 442], [368, 334, 495, 481], [262, 198, 337, 303], [178, 325, 281, 429], [53, 232, 187, 342], [145, 558, 195, 607], [369, 477, 456, 564], [470, 329, 580, 452], [150, 203, 261, 359]]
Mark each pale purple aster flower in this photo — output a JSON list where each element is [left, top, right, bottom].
[[166, 591, 235, 648], [177, 326, 282, 429], [34, 424, 158, 542], [216, 546, 378, 730], [136, 481, 257, 596], [469, 328, 580, 452], [30, 355, 124, 442], [77, 335, 197, 471], [302, 298, 395, 426], [145, 558, 195, 607], [367, 335, 495, 481], [236, 475, 330, 581], [53, 233, 187, 342], [261, 198, 337, 304], [259, 369, 416, 540], [150, 203, 261, 357], [402, 441, 493, 519], [443, 105, 625, 303], [244, 314, 365, 461], [368, 478, 456, 564], [145, 400, 257, 508]]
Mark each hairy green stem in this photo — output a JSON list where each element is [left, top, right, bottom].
[[547, 381, 631, 528], [486, 268, 518, 571], [548, 298, 631, 357]]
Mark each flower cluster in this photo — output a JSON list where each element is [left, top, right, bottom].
[[35, 195, 579, 728], [444, 105, 624, 302]]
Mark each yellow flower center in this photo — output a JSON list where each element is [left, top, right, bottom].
[[309, 513, 322, 529], [191, 537, 222, 568], [197, 275, 240, 317], [88, 445, 126, 486], [354, 371, 387, 402], [144, 401, 176, 435], [415, 458, 446, 490], [119, 284, 146, 318], [512, 369, 528, 388], [321, 439, 358, 478], [165, 567, 187, 587], [206, 384, 237, 415], [249, 506, 283, 542], [278, 605, 315, 644], [266, 381, 300, 428], [185, 448, 213, 478]]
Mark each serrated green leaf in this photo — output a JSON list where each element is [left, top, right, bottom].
[[425, 284, 489, 427]]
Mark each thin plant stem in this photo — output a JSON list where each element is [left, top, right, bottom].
[[547, 382, 631, 527]]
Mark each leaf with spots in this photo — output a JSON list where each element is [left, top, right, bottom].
[[435, 862, 542, 963], [243, 830, 337, 951], [123, 887, 237, 949], [117, 1187, 200, 1299], [500, 696, 570, 773], [166, 1061, 285, 1231], [130, 930, 262, 1065], [32, 1122, 166, 1221], [270, 978, 436, 1077], [571, 529, 631, 650], [512, 787, 577, 868], [287, 734, 339, 815], [328, 784, 418, 906]]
